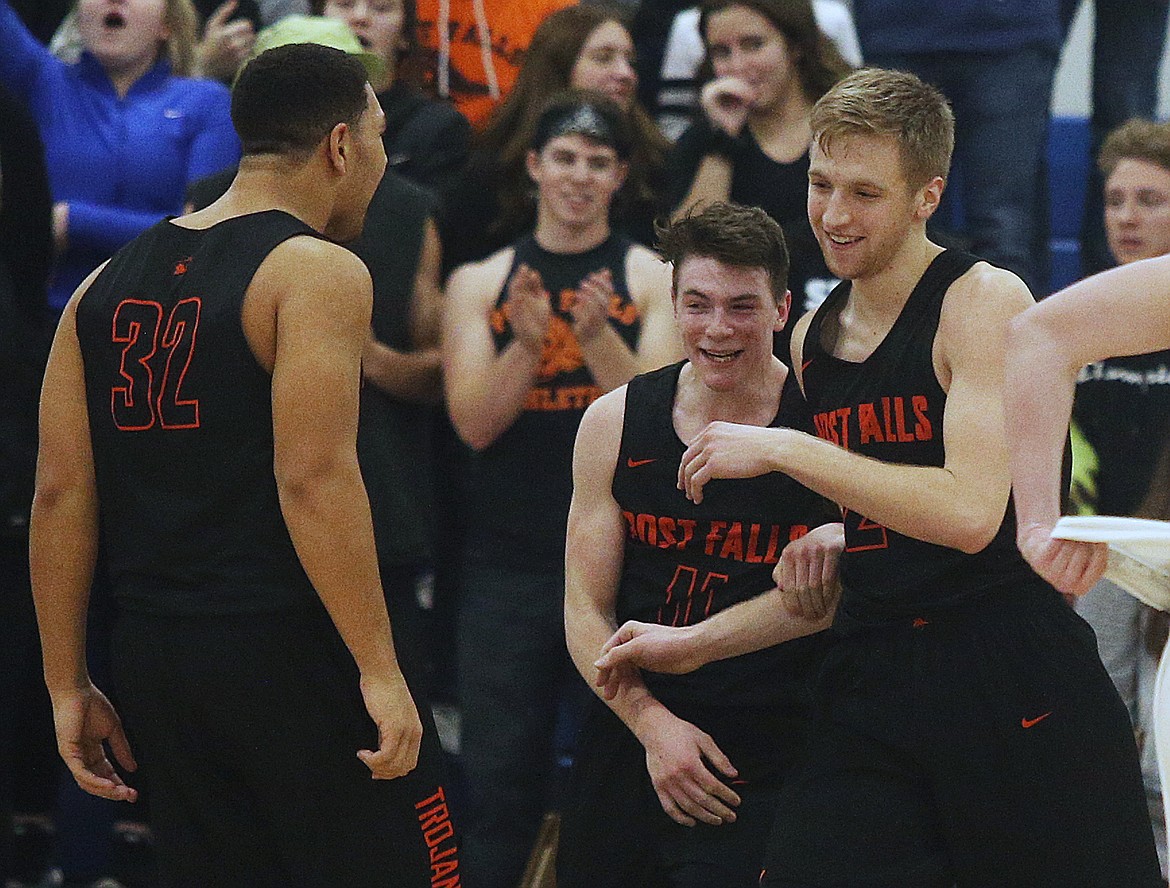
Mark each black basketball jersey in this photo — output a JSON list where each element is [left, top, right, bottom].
[[466, 233, 641, 569], [613, 362, 834, 711], [75, 211, 322, 615], [801, 250, 1043, 630]]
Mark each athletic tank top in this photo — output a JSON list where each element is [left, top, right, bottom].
[[76, 211, 321, 615], [613, 362, 833, 709], [466, 233, 641, 569], [801, 250, 1043, 630]]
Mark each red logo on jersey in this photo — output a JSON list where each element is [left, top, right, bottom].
[[173, 256, 192, 276]]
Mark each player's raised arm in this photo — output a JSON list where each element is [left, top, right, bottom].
[[443, 253, 548, 450]]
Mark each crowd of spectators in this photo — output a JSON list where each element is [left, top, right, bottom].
[[1, 0, 1167, 885]]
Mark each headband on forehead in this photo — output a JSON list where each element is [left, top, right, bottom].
[[532, 102, 629, 157]]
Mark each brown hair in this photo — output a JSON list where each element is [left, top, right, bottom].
[[656, 202, 790, 304], [698, 0, 850, 104], [475, 3, 668, 238], [1098, 118, 1170, 180], [811, 67, 954, 188]]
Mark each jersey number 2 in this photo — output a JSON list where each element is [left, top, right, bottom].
[[111, 298, 202, 431]]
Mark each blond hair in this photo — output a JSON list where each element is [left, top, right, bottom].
[[810, 67, 954, 188]]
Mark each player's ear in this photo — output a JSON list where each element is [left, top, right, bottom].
[[774, 289, 792, 332], [327, 121, 351, 174], [916, 176, 945, 221]]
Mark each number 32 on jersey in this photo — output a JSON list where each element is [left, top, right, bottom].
[[110, 298, 202, 431]]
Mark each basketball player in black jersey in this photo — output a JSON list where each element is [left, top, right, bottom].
[[558, 202, 842, 887], [441, 91, 679, 888], [30, 44, 459, 887], [598, 68, 1162, 885]]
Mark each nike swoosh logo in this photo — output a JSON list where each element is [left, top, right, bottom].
[[627, 458, 656, 468], [1021, 711, 1053, 729]]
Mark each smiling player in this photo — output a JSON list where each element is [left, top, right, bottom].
[[558, 201, 842, 887]]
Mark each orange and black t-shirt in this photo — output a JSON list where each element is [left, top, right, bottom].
[[465, 233, 639, 570], [414, 0, 574, 129]]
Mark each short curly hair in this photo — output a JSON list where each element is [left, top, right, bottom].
[[656, 202, 790, 305]]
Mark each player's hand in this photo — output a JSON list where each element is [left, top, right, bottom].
[[571, 268, 614, 344], [637, 707, 740, 827], [594, 621, 706, 699], [700, 76, 756, 138], [1017, 522, 1108, 599], [776, 522, 844, 620], [505, 263, 552, 353], [679, 421, 781, 504], [357, 672, 423, 780], [50, 684, 138, 803]]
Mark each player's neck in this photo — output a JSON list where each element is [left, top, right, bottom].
[[533, 213, 611, 255], [188, 162, 335, 234], [676, 357, 788, 429], [846, 232, 943, 325]]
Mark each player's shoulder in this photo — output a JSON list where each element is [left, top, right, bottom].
[[575, 386, 627, 475], [266, 235, 368, 285], [581, 385, 628, 438], [946, 259, 1034, 317]]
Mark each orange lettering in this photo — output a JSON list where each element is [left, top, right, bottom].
[[677, 519, 696, 551], [719, 521, 744, 561], [893, 397, 914, 442], [621, 511, 636, 539], [636, 513, 657, 547], [704, 521, 727, 556], [745, 524, 764, 563], [881, 397, 895, 440], [836, 407, 852, 450], [659, 516, 678, 549], [858, 402, 884, 444], [912, 395, 932, 440], [763, 524, 782, 563]]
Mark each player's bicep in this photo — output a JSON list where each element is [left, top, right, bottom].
[[269, 246, 371, 482], [566, 391, 627, 614], [37, 295, 97, 501], [939, 270, 1031, 522]]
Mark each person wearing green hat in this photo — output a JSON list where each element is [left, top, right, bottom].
[[31, 42, 460, 887]]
